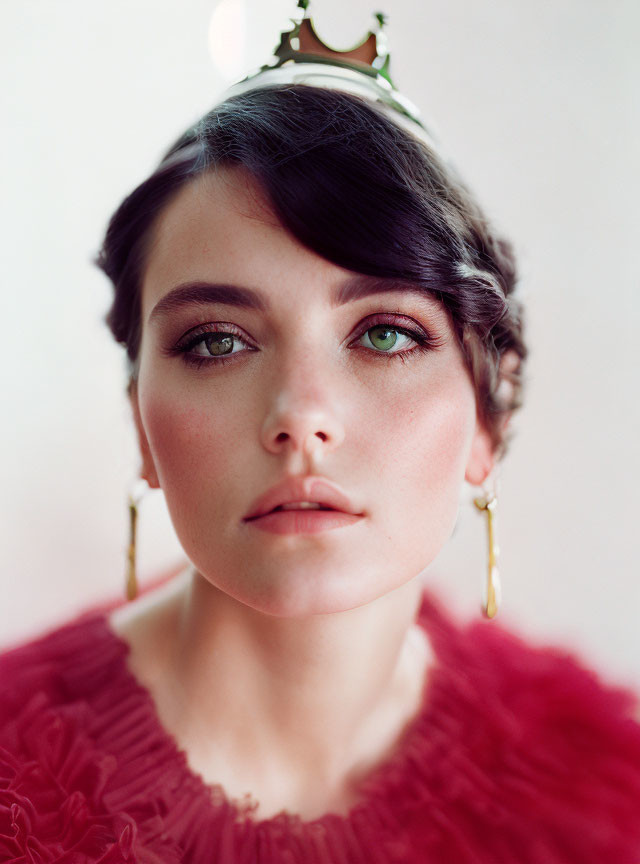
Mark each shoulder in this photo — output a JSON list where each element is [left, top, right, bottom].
[[0, 610, 111, 709], [461, 613, 640, 729], [418, 591, 640, 858], [0, 609, 121, 764], [419, 589, 640, 738], [0, 610, 184, 863], [459, 612, 640, 858]]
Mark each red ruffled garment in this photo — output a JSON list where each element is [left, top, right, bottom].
[[1, 589, 640, 863]]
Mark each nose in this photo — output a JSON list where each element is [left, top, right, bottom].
[[260, 372, 346, 465]]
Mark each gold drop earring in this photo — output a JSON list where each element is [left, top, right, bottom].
[[125, 479, 148, 602], [474, 469, 501, 619]]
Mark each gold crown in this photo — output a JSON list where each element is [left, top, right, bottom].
[[272, 3, 393, 86], [224, 0, 434, 141]]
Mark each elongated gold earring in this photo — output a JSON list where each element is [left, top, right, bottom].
[[125, 479, 148, 602], [474, 471, 501, 619]]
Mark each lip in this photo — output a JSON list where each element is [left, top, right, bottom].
[[243, 476, 363, 522], [245, 509, 363, 535]]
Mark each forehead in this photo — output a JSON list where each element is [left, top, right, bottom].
[[143, 166, 278, 287], [141, 166, 449, 325]]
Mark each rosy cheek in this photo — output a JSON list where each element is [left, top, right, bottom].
[[427, 394, 475, 473], [385, 359, 474, 460], [397, 376, 475, 502], [140, 386, 230, 489]]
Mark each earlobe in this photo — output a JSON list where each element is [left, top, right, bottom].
[[464, 419, 495, 487], [465, 349, 519, 486], [128, 380, 160, 489]]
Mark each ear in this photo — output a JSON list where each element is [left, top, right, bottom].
[[128, 380, 160, 489], [464, 419, 495, 487], [464, 349, 519, 486]]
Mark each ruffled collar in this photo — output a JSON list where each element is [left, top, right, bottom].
[[92, 590, 457, 837], [3, 588, 640, 862]]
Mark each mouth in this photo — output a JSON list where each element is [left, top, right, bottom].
[[244, 506, 363, 535], [247, 504, 336, 520], [243, 476, 363, 523]]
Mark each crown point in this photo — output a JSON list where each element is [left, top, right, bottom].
[[231, 0, 430, 138]]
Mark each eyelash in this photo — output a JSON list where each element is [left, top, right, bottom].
[[170, 314, 444, 370]]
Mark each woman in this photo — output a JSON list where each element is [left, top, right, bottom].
[[2, 9, 639, 863]]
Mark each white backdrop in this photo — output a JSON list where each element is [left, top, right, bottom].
[[1, 0, 638, 690]]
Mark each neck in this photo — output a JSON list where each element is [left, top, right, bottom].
[[164, 568, 432, 789]]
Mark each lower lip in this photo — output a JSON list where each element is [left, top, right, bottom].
[[244, 510, 363, 535]]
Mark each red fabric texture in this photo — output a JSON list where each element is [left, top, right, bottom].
[[1, 590, 639, 863]]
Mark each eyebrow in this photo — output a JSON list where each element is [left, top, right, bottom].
[[148, 274, 439, 324]]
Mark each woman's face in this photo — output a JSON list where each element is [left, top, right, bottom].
[[131, 166, 494, 616]]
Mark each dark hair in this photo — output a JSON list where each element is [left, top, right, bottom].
[[96, 84, 527, 457]]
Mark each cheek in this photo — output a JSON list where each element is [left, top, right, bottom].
[[139, 379, 239, 498], [415, 390, 474, 480], [366, 368, 476, 537]]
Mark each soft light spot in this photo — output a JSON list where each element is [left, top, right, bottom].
[[208, 0, 248, 81]]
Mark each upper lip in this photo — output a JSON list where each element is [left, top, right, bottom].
[[243, 476, 364, 521]]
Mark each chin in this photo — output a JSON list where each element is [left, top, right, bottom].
[[226, 568, 407, 619]]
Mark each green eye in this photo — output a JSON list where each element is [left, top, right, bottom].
[[367, 326, 400, 352]]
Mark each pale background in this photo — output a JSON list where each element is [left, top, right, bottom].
[[1, 0, 638, 689]]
